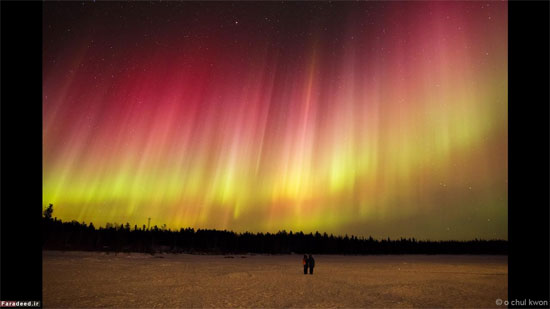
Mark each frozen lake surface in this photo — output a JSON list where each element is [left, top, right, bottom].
[[43, 251, 507, 308]]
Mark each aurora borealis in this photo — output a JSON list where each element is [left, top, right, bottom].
[[43, 1, 507, 240]]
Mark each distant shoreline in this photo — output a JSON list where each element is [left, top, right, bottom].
[[42, 216, 507, 256], [42, 249, 508, 256]]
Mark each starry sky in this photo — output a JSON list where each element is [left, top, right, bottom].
[[43, 1, 507, 240]]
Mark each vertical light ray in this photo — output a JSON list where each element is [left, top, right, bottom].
[[43, 1, 507, 239]]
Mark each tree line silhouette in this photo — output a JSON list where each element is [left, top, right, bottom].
[[42, 204, 507, 255]]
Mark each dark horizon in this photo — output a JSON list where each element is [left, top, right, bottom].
[[43, 205, 507, 255], [43, 204, 506, 243]]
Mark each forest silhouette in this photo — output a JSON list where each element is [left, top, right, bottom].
[[42, 204, 507, 255]]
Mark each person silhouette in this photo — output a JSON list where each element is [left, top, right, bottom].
[[308, 254, 315, 275], [302, 254, 309, 274]]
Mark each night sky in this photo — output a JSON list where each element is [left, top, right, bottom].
[[43, 1, 507, 240]]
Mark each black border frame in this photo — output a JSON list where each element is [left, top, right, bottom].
[[0, 0, 43, 304], [508, 0, 550, 306], [0, 0, 549, 307]]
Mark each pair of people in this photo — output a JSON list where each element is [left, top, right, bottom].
[[302, 254, 315, 275]]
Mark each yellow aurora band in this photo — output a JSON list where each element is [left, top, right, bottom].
[[43, 2, 507, 240]]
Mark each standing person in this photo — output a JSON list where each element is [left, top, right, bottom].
[[302, 254, 309, 274], [308, 254, 315, 275]]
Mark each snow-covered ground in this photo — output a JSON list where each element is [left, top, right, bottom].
[[43, 251, 507, 308]]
